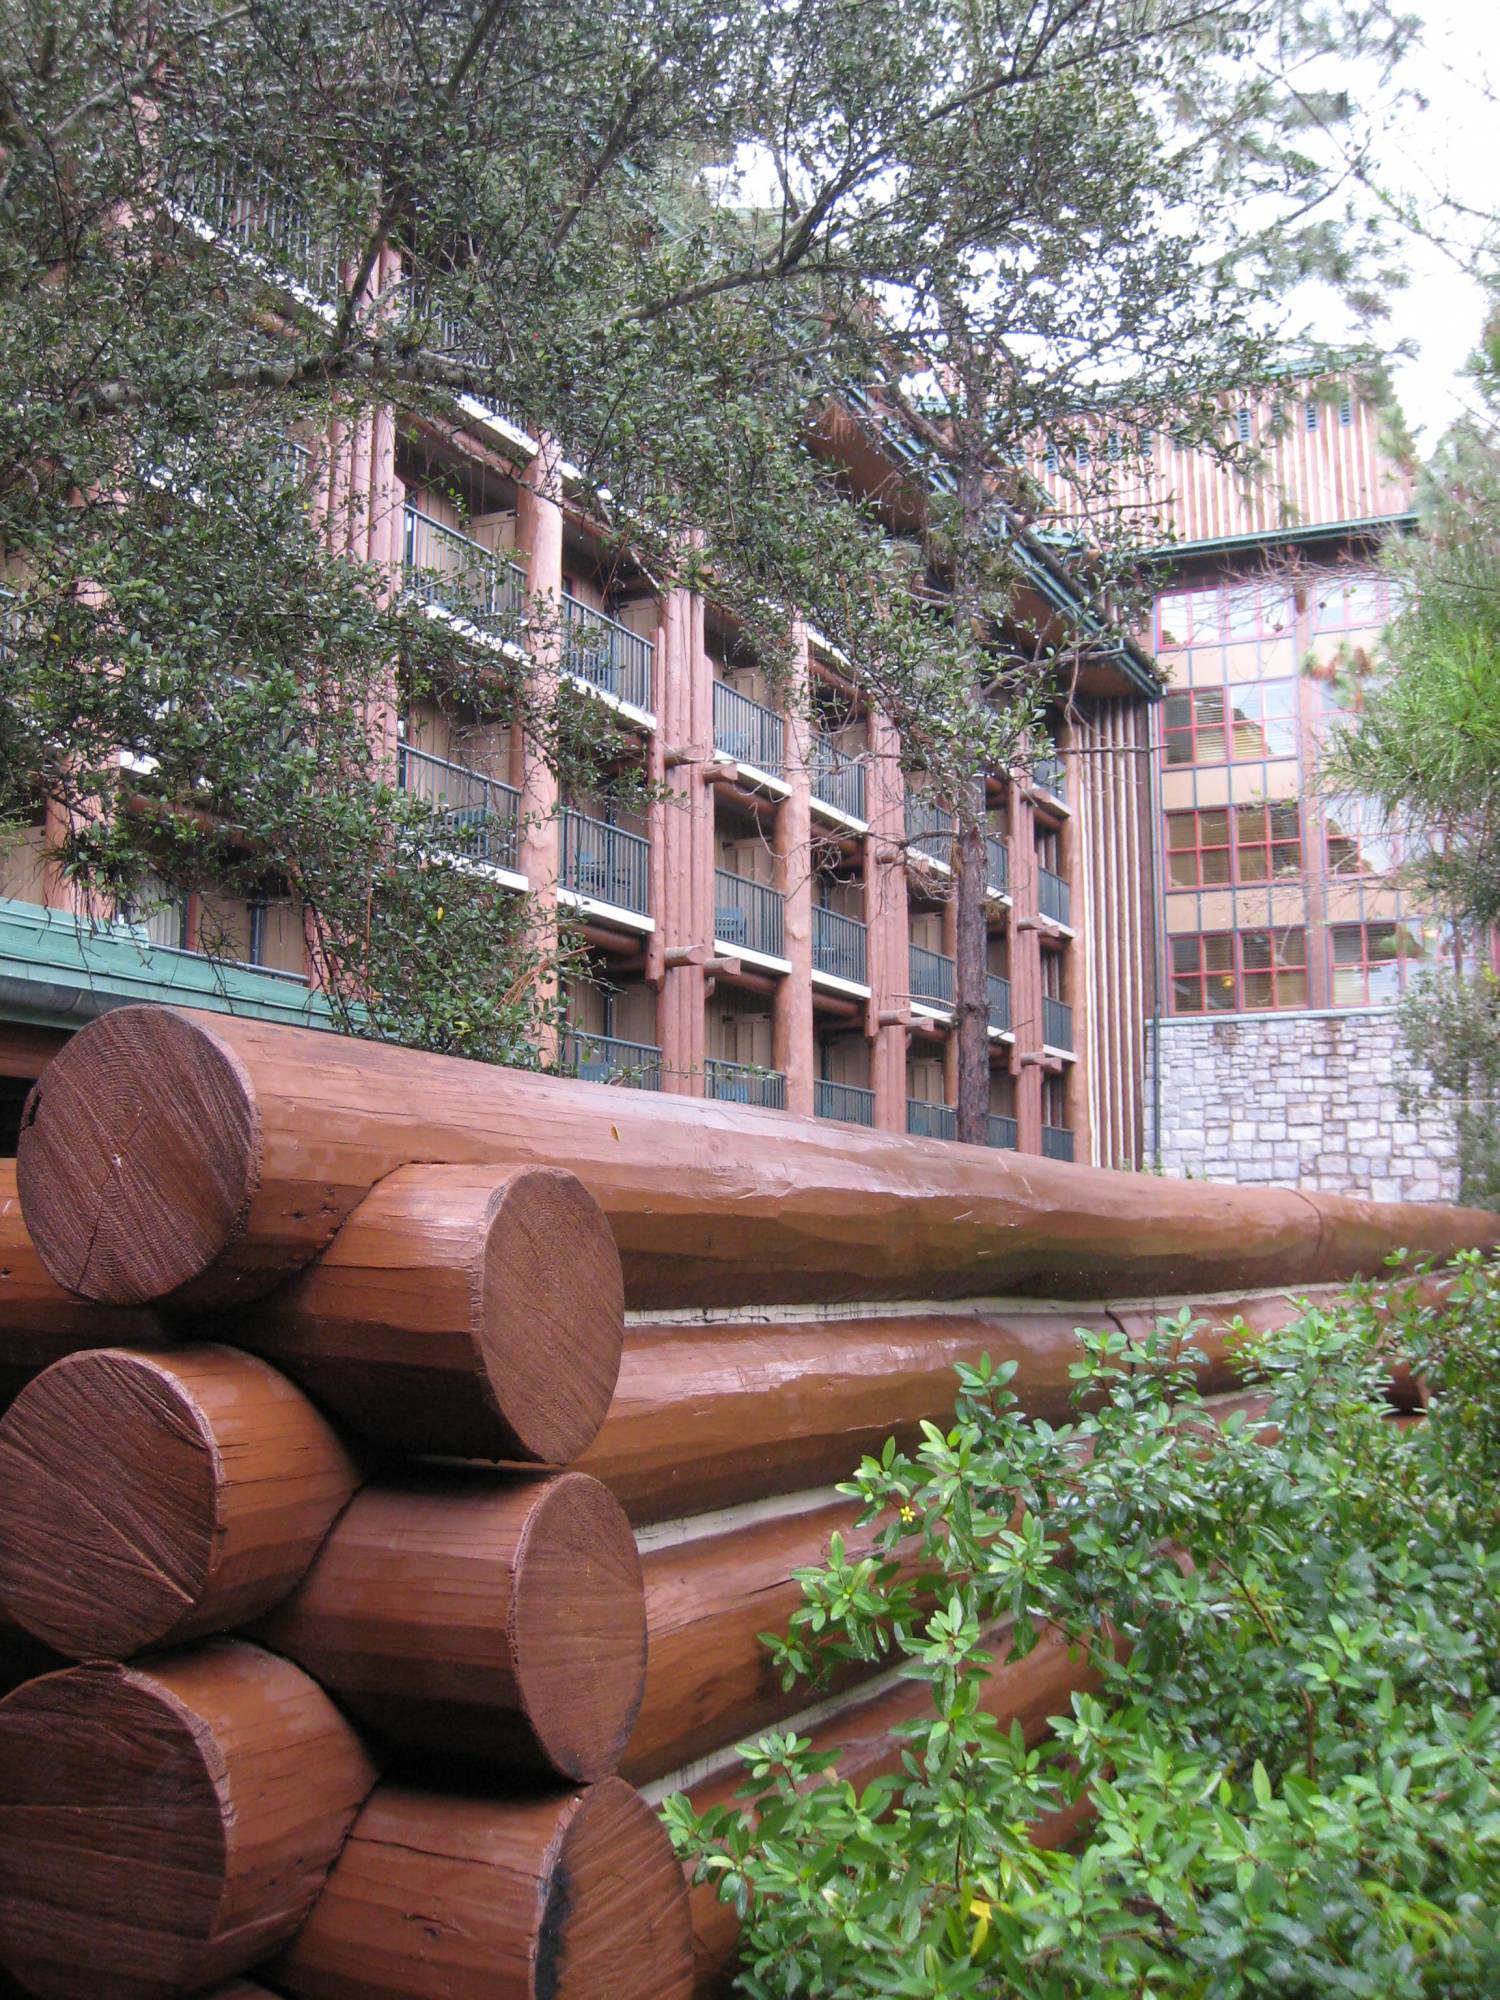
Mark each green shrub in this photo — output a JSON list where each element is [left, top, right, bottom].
[[666, 1258, 1500, 1997]]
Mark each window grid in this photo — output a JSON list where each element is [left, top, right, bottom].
[[1329, 921, 1429, 1008], [1162, 681, 1298, 767], [1170, 928, 1308, 1015]]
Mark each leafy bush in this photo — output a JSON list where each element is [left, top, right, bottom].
[[666, 1258, 1500, 1997]]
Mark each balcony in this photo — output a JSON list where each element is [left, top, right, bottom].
[[713, 681, 784, 777], [813, 906, 868, 985], [559, 1029, 662, 1090], [1038, 865, 1071, 928], [714, 870, 785, 959], [198, 159, 338, 295], [810, 737, 866, 821], [985, 834, 1009, 898], [1043, 995, 1073, 1051], [1043, 1125, 1075, 1162], [987, 1114, 1019, 1150], [404, 505, 527, 638], [907, 1098, 956, 1140], [561, 594, 654, 713], [987, 973, 1012, 1034], [1033, 752, 1067, 801], [398, 744, 520, 873], [706, 1058, 785, 1109], [561, 810, 650, 915], [909, 942, 954, 1010], [905, 794, 954, 864], [815, 1079, 876, 1127]]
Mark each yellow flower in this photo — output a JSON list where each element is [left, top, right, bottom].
[[968, 1897, 992, 1955], [434, 904, 444, 921], [900, 1504, 916, 1524]]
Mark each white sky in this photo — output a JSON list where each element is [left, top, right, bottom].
[[1352, 0, 1500, 448]]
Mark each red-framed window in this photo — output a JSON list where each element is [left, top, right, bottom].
[[1166, 803, 1301, 887], [1324, 798, 1397, 877], [1162, 681, 1298, 766], [1171, 928, 1307, 1014], [1158, 583, 1292, 649], [1329, 921, 1430, 1007], [1312, 575, 1394, 635]]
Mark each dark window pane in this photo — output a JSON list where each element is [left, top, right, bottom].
[[1172, 976, 1204, 1013], [1238, 849, 1269, 882], [1278, 971, 1308, 1007], [1167, 814, 1196, 849], [1171, 936, 1202, 971], [1200, 809, 1230, 843], [1367, 924, 1400, 962], [1164, 694, 1192, 727], [1206, 975, 1238, 1010], [1202, 850, 1231, 885], [1165, 733, 1193, 765], [1275, 928, 1306, 967], [1168, 853, 1199, 887], [1194, 690, 1227, 724], [1269, 803, 1300, 841], [1242, 972, 1274, 1008], [1203, 935, 1235, 970], [1332, 926, 1363, 964], [1241, 930, 1272, 970]]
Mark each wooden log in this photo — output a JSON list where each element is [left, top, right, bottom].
[[0, 1156, 160, 1407], [583, 1308, 1117, 1522], [19, 1006, 1499, 1312], [0, 1344, 362, 1659], [229, 1164, 623, 1461], [678, 1619, 1101, 1996], [624, 1501, 878, 1784], [254, 1469, 647, 1783], [273, 1776, 694, 2000], [0, 1641, 378, 2000]]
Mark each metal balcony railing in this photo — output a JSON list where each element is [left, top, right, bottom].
[[905, 794, 954, 863], [705, 1058, 785, 1108], [1043, 1125, 1075, 1162], [402, 286, 523, 430], [1033, 752, 1067, 800], [813, 906, 868, 985], [987, 973, 1012, 1034], [907, 1098, 956, 1140], [1038, 865, 1071, 927], [561, 594, 654, 712], [714, 869, 785, 958], [815, 1078, 876, 1126], [985, 833, 1009, 897], [560, 809, 650, 914], [1043, 994, 1073, 1050], [559, 1029, 662, 1090], [273, 438, 314, 488], [404, 505, 527, 638], [712, 680, 784, 777], [987, 1113, 1019, 1150], [810, 737, 866, 820], [197, 159, 340, 295], [909, 942, 954, 1009], [398, 744, 520, 872]]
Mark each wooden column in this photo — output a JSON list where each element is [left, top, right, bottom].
[[658, 582, 708, 1093], [515, 434, 564, 1058], [773, 623, 815, 1115], [865, 709, 910, 1132], [1009, 780, 1044, 1152]]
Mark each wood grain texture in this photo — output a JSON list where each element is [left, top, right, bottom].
[[19, 1007, 1499, 1313], [582, 1308, 1114, 1523], [624, 1501, 880, 1784], [682, 1619, 1101, 1996], [0, 1641, 377, 2000], [254, 1470, 647, 1783], [231, 1164, 623, 1461], [0, 1157, 160, 1407], [0, 1344, 362, 1658], [273, 1777, 693, 2000]]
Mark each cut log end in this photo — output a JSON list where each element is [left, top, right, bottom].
[[0, 1345, 358, 1660], [479, 1168, 624, 1462], [0, 1646, 375, 2000], [512, 1473, 647, 1781], [17, 1005, 257, 1307], [542, 1777, 694, 2000]]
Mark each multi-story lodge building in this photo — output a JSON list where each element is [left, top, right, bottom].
[[0, 206, 1165, 1168], [1132, 383, 1466, 1201]]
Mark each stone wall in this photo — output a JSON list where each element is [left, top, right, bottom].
[[1146, 1007, 1458, 1204]]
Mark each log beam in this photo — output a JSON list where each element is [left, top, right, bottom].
[[18, 1007, 1497, 1313]]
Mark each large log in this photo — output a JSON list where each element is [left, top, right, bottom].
[[230, 1164, 624, 1461], [18, 1006, 1498, 1312], [0, 1344, 362, 1659], [678, 1619, 1101, 1996], [273, 1776, 694, 2000], [254, 1469, 647, 1783], [624, 1501, 877, 1784], [0, 1641, 377, 2000], [0, 1157, 159, 1407]]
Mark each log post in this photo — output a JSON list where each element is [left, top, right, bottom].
[[274, 1777, 694, 2000], [0, 1157, 160, 1408], [254, 1469, 647, 1783], [0, 1642, 378, 2000], [231, 1163, 624, 1461], [0, 1345, 362, 1659], [18, 1006, 1498, 1313]]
